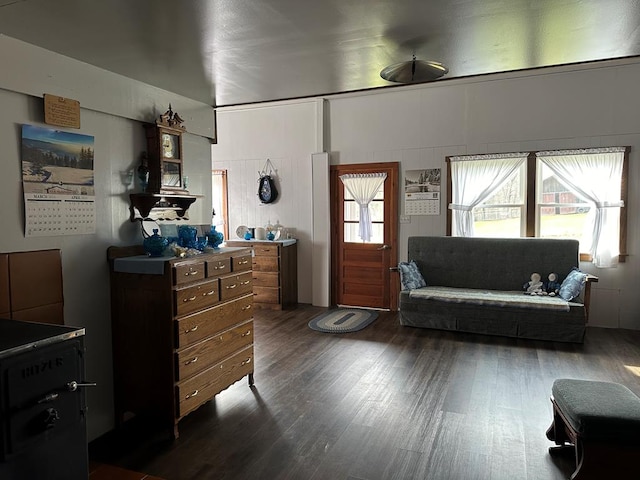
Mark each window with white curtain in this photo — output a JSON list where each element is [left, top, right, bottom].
[[446, 147, 629, 267], [448, 153, 528, 237]]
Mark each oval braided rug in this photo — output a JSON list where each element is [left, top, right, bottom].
[[308, 308, 378, 333]]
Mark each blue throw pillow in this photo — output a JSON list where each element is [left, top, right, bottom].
[[398, 260, 426, 291], [558, 268, 587, 301]]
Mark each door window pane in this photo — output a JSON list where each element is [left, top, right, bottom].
[[344, 222, 384, 243], [343, 183, 384, 243]]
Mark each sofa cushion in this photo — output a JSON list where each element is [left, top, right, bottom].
[[559, 268, 587, 301], [398, 260, 426, 290], [409, 286, 570, 311]]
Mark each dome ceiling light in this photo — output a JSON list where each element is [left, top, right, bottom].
[[380, 55, 448, 83]]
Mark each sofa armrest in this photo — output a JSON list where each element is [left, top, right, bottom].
[[583, 274, 598, 323]]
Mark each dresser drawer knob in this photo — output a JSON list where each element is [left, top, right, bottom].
[[185, 356, 198, 365], [241, 357, 252, 366], [185, 325, 199, 333], [242, 304, 252, 311], [239, 260, 249, 265], [241, 280, 250, 286], [185, 389, 199, 399], [183, 296, 197, 302], [213, 264, 226, 270], [226, 284, 237, 289], [203, 290, 216, 296], [241, 330, 251, 337], [185, 269, 199, 276]]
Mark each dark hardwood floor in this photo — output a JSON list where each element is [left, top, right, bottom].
[[89, 305, 640, 480]]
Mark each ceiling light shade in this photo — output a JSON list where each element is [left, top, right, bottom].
[[380, 55, 448, 83]]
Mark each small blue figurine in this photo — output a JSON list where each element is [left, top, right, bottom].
[[208, 225, 224, 249], [207, 209, 225, 248]]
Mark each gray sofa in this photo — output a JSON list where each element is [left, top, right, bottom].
[[399, 236, 597, 343]]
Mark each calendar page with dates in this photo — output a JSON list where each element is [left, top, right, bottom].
[[404, 168, 441, 216], [21, 124, 96, 237], [24, 193, 95, 236]]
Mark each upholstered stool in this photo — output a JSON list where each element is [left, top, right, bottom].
[[546, 378, 640, 480]]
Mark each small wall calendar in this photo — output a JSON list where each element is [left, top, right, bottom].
[[404, 168, 441, 216], [21, 124, 96, 237]]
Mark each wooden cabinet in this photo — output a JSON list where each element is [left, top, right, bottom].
[[225, 240, 298, 310], [107, 246, 254, 438]]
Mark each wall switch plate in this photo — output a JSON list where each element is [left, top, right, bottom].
[[400, 215, 411, 224]]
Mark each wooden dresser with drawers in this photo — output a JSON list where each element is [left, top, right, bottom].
[[225, 239, 297, 310], [107, 246, 254, 439]]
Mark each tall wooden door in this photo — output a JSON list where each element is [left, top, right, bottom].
[[330, 162, 399, 310]]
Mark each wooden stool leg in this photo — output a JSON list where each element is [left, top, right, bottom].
[[546, 400, 571, 445]]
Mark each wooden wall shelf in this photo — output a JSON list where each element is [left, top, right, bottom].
[[129, 193, 200, 221]]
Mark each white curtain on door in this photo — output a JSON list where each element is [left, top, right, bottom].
[[449, 153, 528, 237], [536, 147, 625, 268], [339, 173, 387, 242]]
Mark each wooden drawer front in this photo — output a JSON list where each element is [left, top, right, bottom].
[[252, 271, 279, 288], [232, 255, 252, 272], [177, 346, 254, 417], [175, 280, 219, 317], [174, 261, 206, 285], [253, 286, 280, 304], [253, 255, 279, 272], [175, 320, 254, 380], [220, 271, 253, 301], [253, 245, 279, 257], [206, 257, 231, 277], [175, 294, 253, 348]]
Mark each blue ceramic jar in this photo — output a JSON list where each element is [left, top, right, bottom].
[[207, 225, 224, 249], [178, 225, 198, 248], [143, 229, 168, 257]]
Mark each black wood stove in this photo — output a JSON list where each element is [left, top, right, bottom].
[[0, 318, 91, 480]]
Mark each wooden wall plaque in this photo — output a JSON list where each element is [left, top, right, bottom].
[[44, 94, 81, 128]]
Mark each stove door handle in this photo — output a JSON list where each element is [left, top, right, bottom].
[[67, 380, 97, 392]]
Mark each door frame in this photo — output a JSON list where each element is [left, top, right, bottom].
[[330, 162, 400, 311]]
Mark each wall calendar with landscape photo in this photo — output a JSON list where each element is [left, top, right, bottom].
[[404, 168, 441, 215], [21, 124, 96, 236]]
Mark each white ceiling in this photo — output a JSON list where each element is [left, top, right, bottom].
[[1, 0, 639, 107]]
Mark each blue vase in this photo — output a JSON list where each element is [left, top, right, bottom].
[[207, 225, 224, 249], [178, 225, 198, 248], [196, 236, 209, 251], [143, 229, 168, 257]]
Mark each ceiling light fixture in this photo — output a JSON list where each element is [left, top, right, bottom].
[[380, 55, 448, 83]]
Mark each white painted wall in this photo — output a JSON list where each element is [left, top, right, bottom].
[[212, 100, 321, 304], [0, 37, 215, 441]]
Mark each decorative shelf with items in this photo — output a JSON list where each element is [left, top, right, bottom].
[[129, 192, 199, 221]]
